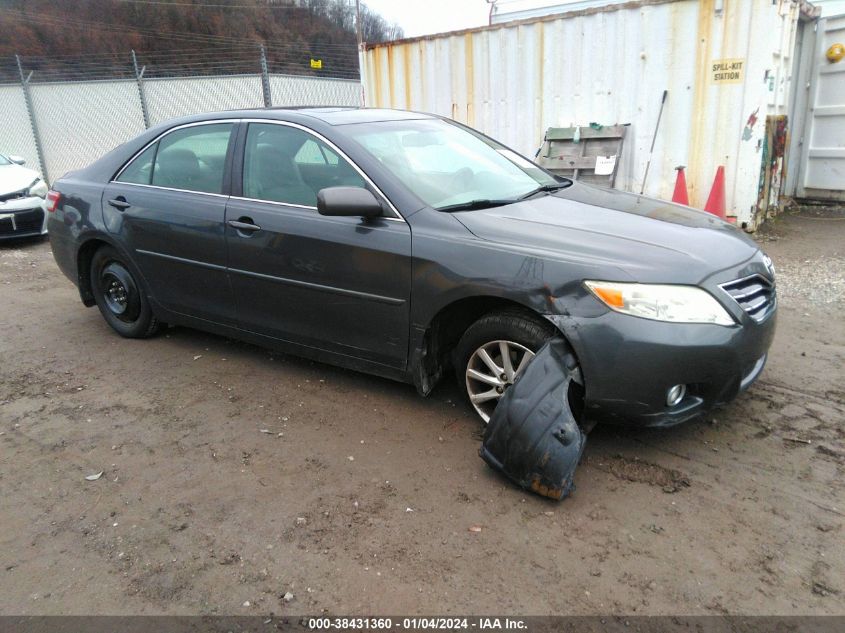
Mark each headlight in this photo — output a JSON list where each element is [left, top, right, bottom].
[[584, 280, 735, 326], [27, 178, 48, 199]]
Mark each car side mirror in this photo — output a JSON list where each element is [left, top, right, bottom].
[[8, 155, 26, 165], [317, 187, 383, 219]]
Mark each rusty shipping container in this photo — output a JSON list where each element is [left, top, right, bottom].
[[361, 0, 822, 229]]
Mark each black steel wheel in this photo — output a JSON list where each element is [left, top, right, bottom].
[[90, 246, 161, 338], [100, 261, 140, 322]]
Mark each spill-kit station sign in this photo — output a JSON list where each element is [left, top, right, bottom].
[[712, 58, 744, 83]]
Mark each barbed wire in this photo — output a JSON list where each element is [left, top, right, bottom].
[[0, 46, 360, 84]]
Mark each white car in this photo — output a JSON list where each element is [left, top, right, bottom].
[[0, 153, 49, 240]]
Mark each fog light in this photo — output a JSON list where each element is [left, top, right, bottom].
[[666, 384, 686, 407]]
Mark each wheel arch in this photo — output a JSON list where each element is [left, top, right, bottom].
[[410, 295, 564, 396], [76, 234, 145, 308]]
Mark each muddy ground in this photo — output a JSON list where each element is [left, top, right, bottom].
[[1, 206, 843, 616]]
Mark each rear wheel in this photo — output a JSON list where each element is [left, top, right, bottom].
[[455, 310, 583, 424], [90, 246, 161, 338]]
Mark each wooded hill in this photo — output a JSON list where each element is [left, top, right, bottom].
[[0, 0, 402, 80]]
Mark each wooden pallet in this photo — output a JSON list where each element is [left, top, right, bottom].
[[537, 124, 628, 187]]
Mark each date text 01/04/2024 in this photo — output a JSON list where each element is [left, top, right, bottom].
[[307, 617, 528, 630]]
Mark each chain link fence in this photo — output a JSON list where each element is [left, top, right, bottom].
[[0, 47, 361, 184]]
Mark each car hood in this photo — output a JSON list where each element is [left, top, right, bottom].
[[451, 182, 761, 284], [0, 164, 41, 196]]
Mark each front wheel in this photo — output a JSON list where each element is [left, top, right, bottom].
[[90, 246, 161, 338], [455, 310, 583, 424]]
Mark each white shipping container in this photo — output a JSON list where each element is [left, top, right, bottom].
[[362, 0, 817, 228]]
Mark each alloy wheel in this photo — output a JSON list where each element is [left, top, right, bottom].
[[465, 339, 535, 423]]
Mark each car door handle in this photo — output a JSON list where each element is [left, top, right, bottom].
[[108, 197, 130, 211], [228, 218, 261, 233]]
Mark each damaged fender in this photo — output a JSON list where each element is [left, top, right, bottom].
[[479, 338, 587, 500]]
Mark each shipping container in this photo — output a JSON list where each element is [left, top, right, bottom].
[[362, 0, 823, 228]]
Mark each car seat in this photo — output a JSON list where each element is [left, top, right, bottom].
[[250, 145, 316, 207], [154, 148, 202, 191]]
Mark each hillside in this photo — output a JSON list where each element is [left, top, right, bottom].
[[0, 0, 402, 80]]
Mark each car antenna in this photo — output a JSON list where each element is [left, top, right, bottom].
[[639, 89, 668, 196]]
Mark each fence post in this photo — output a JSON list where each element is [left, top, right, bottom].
[[131, 50, 151, 129], [259, 44, 272, 108], [15, 55, 48, 184]]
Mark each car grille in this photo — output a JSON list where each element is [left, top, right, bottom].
[[720, 274, 776, 322], [0, 208, 44, 236]]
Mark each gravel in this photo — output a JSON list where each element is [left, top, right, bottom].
[[773, 256, 845, 306]]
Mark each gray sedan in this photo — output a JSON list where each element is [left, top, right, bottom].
[[46, 107, 776, 427]]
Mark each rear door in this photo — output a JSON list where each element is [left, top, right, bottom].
[[225, 121, 412, 369], [103, 121, 237, 325]]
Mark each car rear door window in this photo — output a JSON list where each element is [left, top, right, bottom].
[[152, 124, 233, 194], [117, 124, 233, 193], [243, 123, 365, 207], [116, 144, 157, 185]]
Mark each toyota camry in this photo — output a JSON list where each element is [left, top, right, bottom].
[[47, 107, 776, 427]]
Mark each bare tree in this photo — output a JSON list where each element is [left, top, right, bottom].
[[305, 0, 403, 43]]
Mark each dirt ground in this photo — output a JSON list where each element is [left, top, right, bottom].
[[1, 205, 843, 616]]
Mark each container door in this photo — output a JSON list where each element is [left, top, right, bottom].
[[797, 15, 845, 201]]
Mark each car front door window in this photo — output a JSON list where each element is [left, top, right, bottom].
[[243, 123, 365, 207]]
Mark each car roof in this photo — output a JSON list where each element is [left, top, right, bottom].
[[271, 107, 435, 126], [186, 106, 435, 127]]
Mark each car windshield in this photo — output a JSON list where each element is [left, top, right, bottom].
[[343, 119, 564, 210], [0, 155, 10, 166]]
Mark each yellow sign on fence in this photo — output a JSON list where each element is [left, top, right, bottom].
[[310, 58, 322, 70], [711, 58, 744, 84]]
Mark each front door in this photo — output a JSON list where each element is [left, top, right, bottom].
[[225, 121, 412, 369]]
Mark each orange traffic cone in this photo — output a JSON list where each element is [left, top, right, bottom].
[[704, 166, 726, 219], [671, 166, 689, 205]]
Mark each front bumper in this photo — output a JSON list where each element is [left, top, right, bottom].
[[0, 198, 47, 240], [549, 306, 777, 427]]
